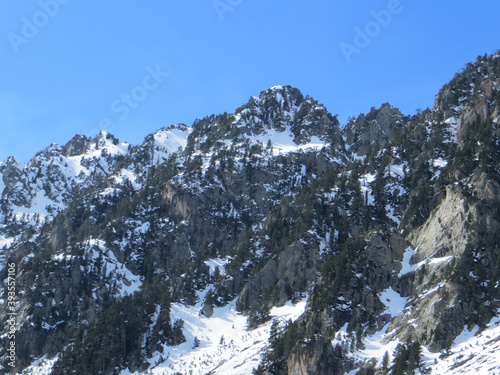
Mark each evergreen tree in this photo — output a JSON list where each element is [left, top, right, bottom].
[[193, 336, 200, 349], [382, 351, 390, 373]]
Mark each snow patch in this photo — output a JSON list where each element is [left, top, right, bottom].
[[399, 246, 416, 276], [130, 292, 308, 375], [424, 313, 500, 374], [379, 287, 408, 318], [19, 355, 59, 375], [204, 257, 231, 276]]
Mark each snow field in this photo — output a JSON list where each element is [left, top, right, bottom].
[[129, 291, 308, 375]]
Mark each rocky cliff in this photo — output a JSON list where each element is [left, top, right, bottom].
[[1, 53, 500, 375]]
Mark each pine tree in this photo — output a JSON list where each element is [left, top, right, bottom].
[[382, 350, 390, 372], [193, 336, 200, 349], [407, 341, 422, 371]]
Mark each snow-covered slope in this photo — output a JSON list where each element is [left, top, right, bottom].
[[0, 126, 192, 241], [142, 295, 307, 375], [426, 314, 500, 374], [3, 55, 500, 374], [151, 125, 192, 164], [21, 295, 308, 375]]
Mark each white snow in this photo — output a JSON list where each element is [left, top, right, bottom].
[[432, 158, 448, 168], [444, 117, 459, 143], [204, 257, 231, 276], [362, 173, 376, 183], [333, 302, 403, 371], [121, 292, 308, 375], [360, 173, 376, 206], [453, 325, 481, 346], [99, 187, 122, 198], [399, 246, 416, 276], [270, 85, 284, 91], [387, 164, 406, 179], [112, 168, 142, 190], [343, 285, 500, 375], [0, 234, 15, 251], [153, 126, 192, 164], [379, 287, 408, 318], [0, 172, 5, 195], [445, 117, 458, 125], [89, 131, 130, 158], [349, 329, 401, 369], [19, 355, 59, 375], [418, 282, 445, 300], [14, 190, 64, 219], [386, 203, 401, 225], [83, 238, 142, 297], [249, 128, 324, 156], [134, 222, 151, 235], [424, 313, 500, 374], [416, 256, 453, 270]]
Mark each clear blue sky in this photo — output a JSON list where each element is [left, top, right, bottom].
[[0, 0, 498, 162]]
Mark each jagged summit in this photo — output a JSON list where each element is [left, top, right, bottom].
[[141, 124, 192, 165], [61, 134, 92, 157], [183, 85, 342, 160], [2, 53, 500, 375], [434, 53, 500, 146], [344, 102, 404, 155]]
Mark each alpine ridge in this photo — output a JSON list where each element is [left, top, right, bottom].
[[1, 51, 500, 375]]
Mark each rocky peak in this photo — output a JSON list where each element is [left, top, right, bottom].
[[435, 54, 500, 115], [434, 53, 500, 145], [62, 134, 92, 157], [254, 85, 306, 112], [182, 86, 341, 159], [138, 124, 192, 165], [4, 52, 500, 375], [237, 86, 339, 144], [3, 155, 25, 168], [0, 156, 26, 196], [344, 102, 403, 155], [91, 131, 127, 153]]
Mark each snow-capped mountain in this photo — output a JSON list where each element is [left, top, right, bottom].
[[2, 52, 500, 375]]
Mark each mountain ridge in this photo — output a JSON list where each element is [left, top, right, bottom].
[[1, 51, 500, 374]]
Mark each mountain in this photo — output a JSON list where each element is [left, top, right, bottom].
[[1, 52, 500, 375]]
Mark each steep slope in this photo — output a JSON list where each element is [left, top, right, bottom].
[[1, 53, 500, 375], [1, 85, 348, 373], [344, 103, 404, 156], [0, 126, 192, 267]]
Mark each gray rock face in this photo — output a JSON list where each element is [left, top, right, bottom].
[[237, 239, 321, 312], [3, 53, 500, 374], [61, 134, 92, 157], [287, 337, 337, 375], [435, 55, 500, 146], [407, 185, 469, 263], [344, 103, 403, 155]]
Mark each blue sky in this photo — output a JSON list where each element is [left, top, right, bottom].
[[0, 0, 498, 162]]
